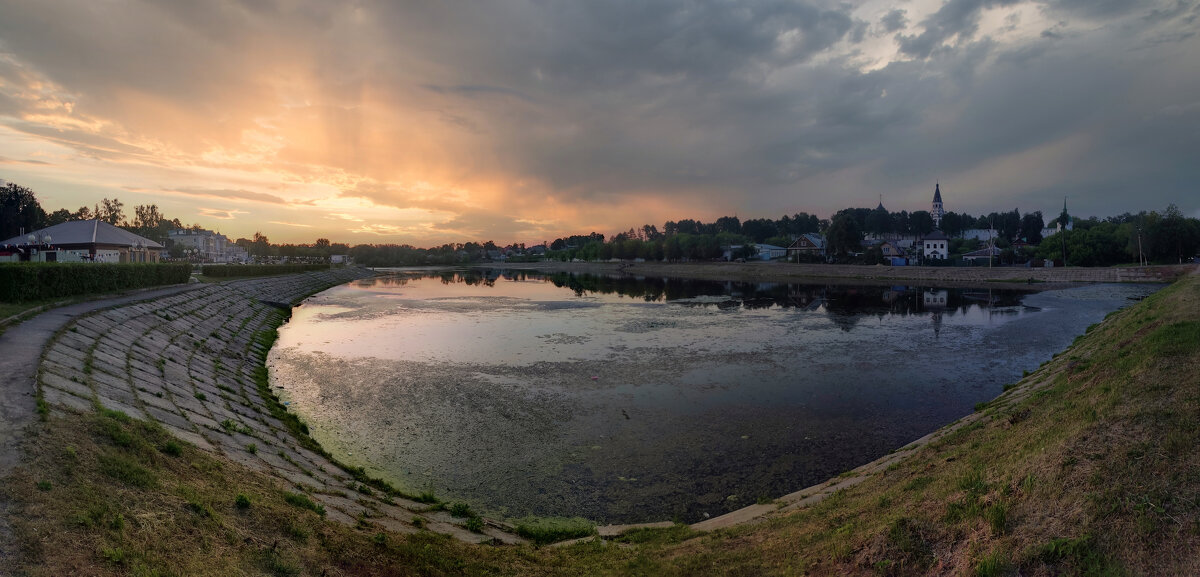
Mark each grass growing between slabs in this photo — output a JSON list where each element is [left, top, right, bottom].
[[3, 272, 1197, 575]]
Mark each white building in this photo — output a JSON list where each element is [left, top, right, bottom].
[[168, 228, 245, 262], [922, 229, 950, 260]]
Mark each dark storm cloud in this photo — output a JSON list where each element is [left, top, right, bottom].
[[896, 0, 1022, 59], [880, 9, 909, 33]]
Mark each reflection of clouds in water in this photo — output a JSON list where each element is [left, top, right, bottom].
[[272, 275, 1161, 523]]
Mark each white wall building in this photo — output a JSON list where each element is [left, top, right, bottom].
[[168, 228, 245, 262], [922, 229, 950, 260]]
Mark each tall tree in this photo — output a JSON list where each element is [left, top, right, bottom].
[[1020, 211, 1045, 244], [825, 214, 863, 257], [132, 204, 166, 241], [909, 211, 934, 235], [94, 197, 125, 225], [0, 182, 47, 240]]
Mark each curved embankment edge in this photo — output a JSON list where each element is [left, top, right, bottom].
[[487, 261, 1194, 288], [34, 268, 524, 545]]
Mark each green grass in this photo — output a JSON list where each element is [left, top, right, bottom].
[[282, 492, 326, 517], [513, 516, 597, 545]]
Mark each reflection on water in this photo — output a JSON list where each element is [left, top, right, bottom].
[[269, 269, 1156, 524]]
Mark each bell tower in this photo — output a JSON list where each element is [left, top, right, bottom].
[[931, 182, 944, 229]]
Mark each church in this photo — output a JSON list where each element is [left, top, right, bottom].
[[921, 183, 950, 261]]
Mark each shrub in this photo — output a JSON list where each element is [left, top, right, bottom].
[[448, 502, 474, 518], [200, 264, 328, 278], [283, 492, 326, 516], [514, 516, 597, 545], [235, 494, 252, 509], [0, 263, 192, 302], [97, 452, 157, 488]]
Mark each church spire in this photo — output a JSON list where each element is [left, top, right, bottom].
[[931, 182, 945, 229]]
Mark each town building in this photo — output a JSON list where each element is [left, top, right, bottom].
[[0, 220, 163, 263], [921, 229, 950, 260], [786, 233, 827, 259], [167, 228, 246, 263]]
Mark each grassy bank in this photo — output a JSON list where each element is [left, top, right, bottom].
[[4, 272, 1196, 575]]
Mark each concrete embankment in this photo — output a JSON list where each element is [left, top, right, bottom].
[[495, 261, 1196, 286], [32, 268, 523, 545]]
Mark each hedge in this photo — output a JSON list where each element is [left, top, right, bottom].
[[200, 264, 329, 278], [0, 263, 193, 302]]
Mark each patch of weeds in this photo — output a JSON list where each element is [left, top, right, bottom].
[[448, 502, 475, 518], [161, 440, 182, 457], [416, 490, 438, 504], [882, 517, 934, 571], [98, 452, 157, 488], [985, 502, 1008, 534], [411, 516, 426, 529], [1032, 535, 1119, 575], [904, 476, 934, 492], [256, 547, 301, 577], [101, 546, 126, 564], [514, 516, 597, 545], [975, 549, 1010, 577], [217, 384, 235, 393], [356, 483, 373, 496], [36, 480, 52, 491], [625, 524, 699, 547], [283, 492, 326, 517], [183, 492, 213, 518], [235, 494, 251, 509], [245, 443, 257, 454], [372, 532, 388, 546], [194, 392, 207, 401], [464, 516, 484, 533], [1144, 321, 1200, 357]]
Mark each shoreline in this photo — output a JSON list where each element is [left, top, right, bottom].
[[470, 260, 1194, 290], [15, 264, 1194, 548]]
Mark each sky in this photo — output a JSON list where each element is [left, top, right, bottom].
[[0, 0, 1197, 246]]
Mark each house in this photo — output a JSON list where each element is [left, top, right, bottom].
[[755, 244, 787, 260], [879, 240, 909, 259], [0, 220, 163, 263], [921, 229, 950, 261], [786, 234, 826, 258]]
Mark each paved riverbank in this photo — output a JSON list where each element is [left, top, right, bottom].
[[17, 268, 522, 545], [489, 261, 1195, 287]]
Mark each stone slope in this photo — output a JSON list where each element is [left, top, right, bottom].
[[36, 268, 523, 545]]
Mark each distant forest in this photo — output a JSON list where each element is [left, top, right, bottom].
[[3, 181, 1199, 268]]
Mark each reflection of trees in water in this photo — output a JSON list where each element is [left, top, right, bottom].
[[383, 269, 1032, 333]]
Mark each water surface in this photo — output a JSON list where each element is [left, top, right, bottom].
[[269, 269, 1155, 523]]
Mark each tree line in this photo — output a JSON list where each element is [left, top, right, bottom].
[[4, 180, 1198, 267]]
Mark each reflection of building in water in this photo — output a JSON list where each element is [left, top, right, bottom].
[[786, 285, 826, 310], [923, 289, 948, 337]]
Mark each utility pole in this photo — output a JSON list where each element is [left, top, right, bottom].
[[1059, 197, 1068, 268], [989, 215, 995, 269], [1137, 226, 1145, 266]]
